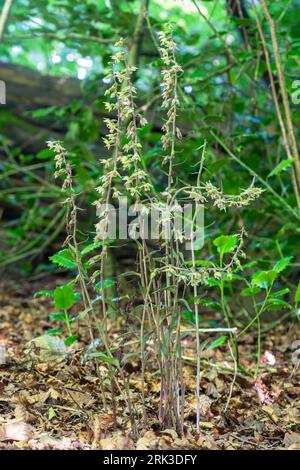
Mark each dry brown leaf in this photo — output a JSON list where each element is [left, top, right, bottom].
[[136, 430, 158, 450], [99, 432, 134, 450], [261, 405, 278, 424], [0, 421, 30, 442], [253, 379, 273, 404], [260, 350, 276, 366], [189, 395, 213, 417], [283, 432, 300, 450]]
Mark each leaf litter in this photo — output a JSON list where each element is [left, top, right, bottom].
[[0, 279, 299, 450]]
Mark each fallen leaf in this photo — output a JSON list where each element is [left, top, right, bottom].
[[99, 432, 134, 450], [253, 379, 273, 404], [261, 350, 276, 366], [283, 432, 300, 450], [0, 422, 29, 442], [261, 405, 278, 423], [136, 430, 158, 450]]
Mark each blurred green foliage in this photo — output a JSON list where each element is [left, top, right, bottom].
[[0, 0, 300, 304]]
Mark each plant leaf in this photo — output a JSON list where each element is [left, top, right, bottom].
[[48, 407, 57, 421], [49, 312, 67, 322], [65, 335, 79, 346], [271, 288, 290, 298], [54, 284, 77, 310], [31, 335, 67, 361], [274, 256, 293, 274], [241, 286, 261, 297], [81, 241, 104, 255], [34, 290, 54, 298], [88, 352, 119, 366], [50, 249, 77, 269], [295, 281, 300, 304], [207, 336, 227, 350], [95, 279, 116, 290], [252, 270, 278, 289], [213, 235, 238, 258], [266, 298, 291, 311], [268, 158, 294, 177]]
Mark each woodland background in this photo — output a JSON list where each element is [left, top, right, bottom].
[[0, 0, 300, 451]]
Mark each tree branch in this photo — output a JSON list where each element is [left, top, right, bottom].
[[0, 0, 14, 40], [128, 0, 149, 69], [2, 31, 113, 44]]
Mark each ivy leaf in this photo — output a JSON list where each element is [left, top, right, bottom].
[[50, 249, 77, 269], [54, 284, 77, 310], [213, 235, 238, 258]]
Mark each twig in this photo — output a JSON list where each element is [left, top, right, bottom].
[[182, 327, 237, 333], [251, 0, 300, 208], [128, 0, 149, 69], [209, 129, 300, 222], [0, 0, 13, 40], [2, 32, 112, 43], [224, 341, 237, 413], [259, 0, 300, 188]]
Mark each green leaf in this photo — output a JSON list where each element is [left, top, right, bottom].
[[49, 312, 67, 322], [36, 149, 53, 160], [241, 286, 261, 297], [48, 407, 57, 421], [271, 288, 290, 298], [95, 280, 116, 290], [181, 310, 196, 322], [184, 260, 214, 267], [268, 158, 294, 177], [50, 249, 77, 269], [195, 299, 222, 310], [274, 256, 293, 274], [213, 235, 238, 258], [266, 298, 291, 311], [207, 277, 221, 287], [207, 336, 227, 350], [65, 335, 79, 346], [295, 282, 300, 304], [46, 328, 64, 336], [34, 290, 54, 298], [31, 106, 57, 118], [81, 241, 104, 255], [88, 352, 119, 366], [54, 284, 77, 310], [252, 270, 278, 289]]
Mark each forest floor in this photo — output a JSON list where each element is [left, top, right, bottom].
[[0, 278, 299, 451]]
